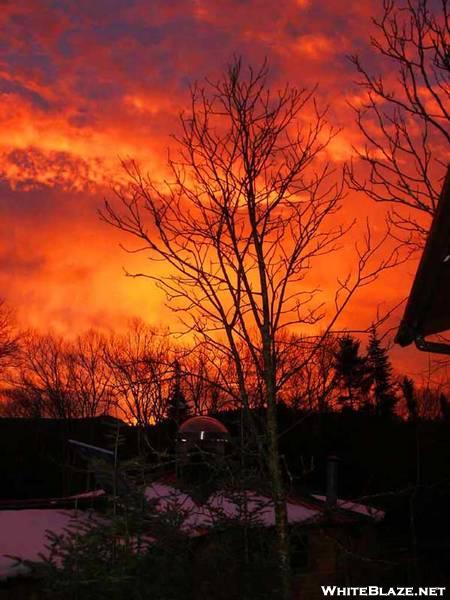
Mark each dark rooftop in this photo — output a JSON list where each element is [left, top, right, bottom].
[[395, 165, 450, 353]]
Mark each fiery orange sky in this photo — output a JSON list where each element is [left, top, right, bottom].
[[0, 0, 441, 379]]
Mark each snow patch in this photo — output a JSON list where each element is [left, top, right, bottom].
[[0, 509, 84, 580], [145, 484, 320, 532]]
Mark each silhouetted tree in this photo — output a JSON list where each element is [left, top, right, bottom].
[[15, 333, 76, 419], [274, 332, 337, 412], [366, 328, 397, 417], [347, 0, 449, 249], [102, 59, 402, 599], [167, 360, 190, 426], [0, 299, 19, 376], [0, 385, 45, 418], [180, 349, 235, 415], [68, 330, 115, 417], [414, 385, 445, 419], [401, 375, 418, 421], [333, 334, 369, 410], [106, 320, 174, 426], [6, 330, 115, 419]]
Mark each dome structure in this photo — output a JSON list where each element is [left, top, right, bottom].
[[176, 416, 230, 484], [177, 416, 229, 442]]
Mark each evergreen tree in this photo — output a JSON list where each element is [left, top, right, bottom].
[[167, 360, 190, 426], [400, 376, 417, 422], [366, 328, 397, 418], [333, 334, 369, 410]]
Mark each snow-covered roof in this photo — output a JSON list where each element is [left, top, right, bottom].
[[0, 487, 383, 581], [0, 509, 81, 580], [145, 483, 318, 533], [144, 483, 382, 534]]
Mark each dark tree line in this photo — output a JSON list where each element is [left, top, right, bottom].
[[1, 298, 448, 424], [333, 328, 397, 416]]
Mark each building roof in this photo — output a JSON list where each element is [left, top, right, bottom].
[[0, 484, 383, 581], [144, 483, 384, 535], [0, 508, 95, 580], [395, 166, 450, 352]]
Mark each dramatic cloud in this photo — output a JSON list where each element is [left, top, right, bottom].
[[0, 0, 436, 376]]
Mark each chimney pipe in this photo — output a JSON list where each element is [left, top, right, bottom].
[[326, 455, 338, 509]]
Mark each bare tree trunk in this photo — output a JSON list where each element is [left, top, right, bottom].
[[266, 383, 291, 599]]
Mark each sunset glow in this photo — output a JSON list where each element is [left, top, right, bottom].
[[0, 0, 444, 378]]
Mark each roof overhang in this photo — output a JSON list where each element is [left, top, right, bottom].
[[395, 166, 450, 355]]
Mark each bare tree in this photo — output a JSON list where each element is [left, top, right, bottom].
[[277, 331, 338, 412], [347, 0, 449, 248], [14, 333, 76, 419], [0, 386, 44, 418], [67, 330, 115, 418], [5, 330, 115, 419], [180, 348, 235, 415], [101, 59, 402, 598], [0, 299, 20, 376], [106, 320, 174, 426]]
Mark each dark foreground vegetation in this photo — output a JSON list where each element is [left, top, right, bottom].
[[0, 409, 449, 599]]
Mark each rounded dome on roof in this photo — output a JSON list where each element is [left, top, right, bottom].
[[179, 416, 229, 435]]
